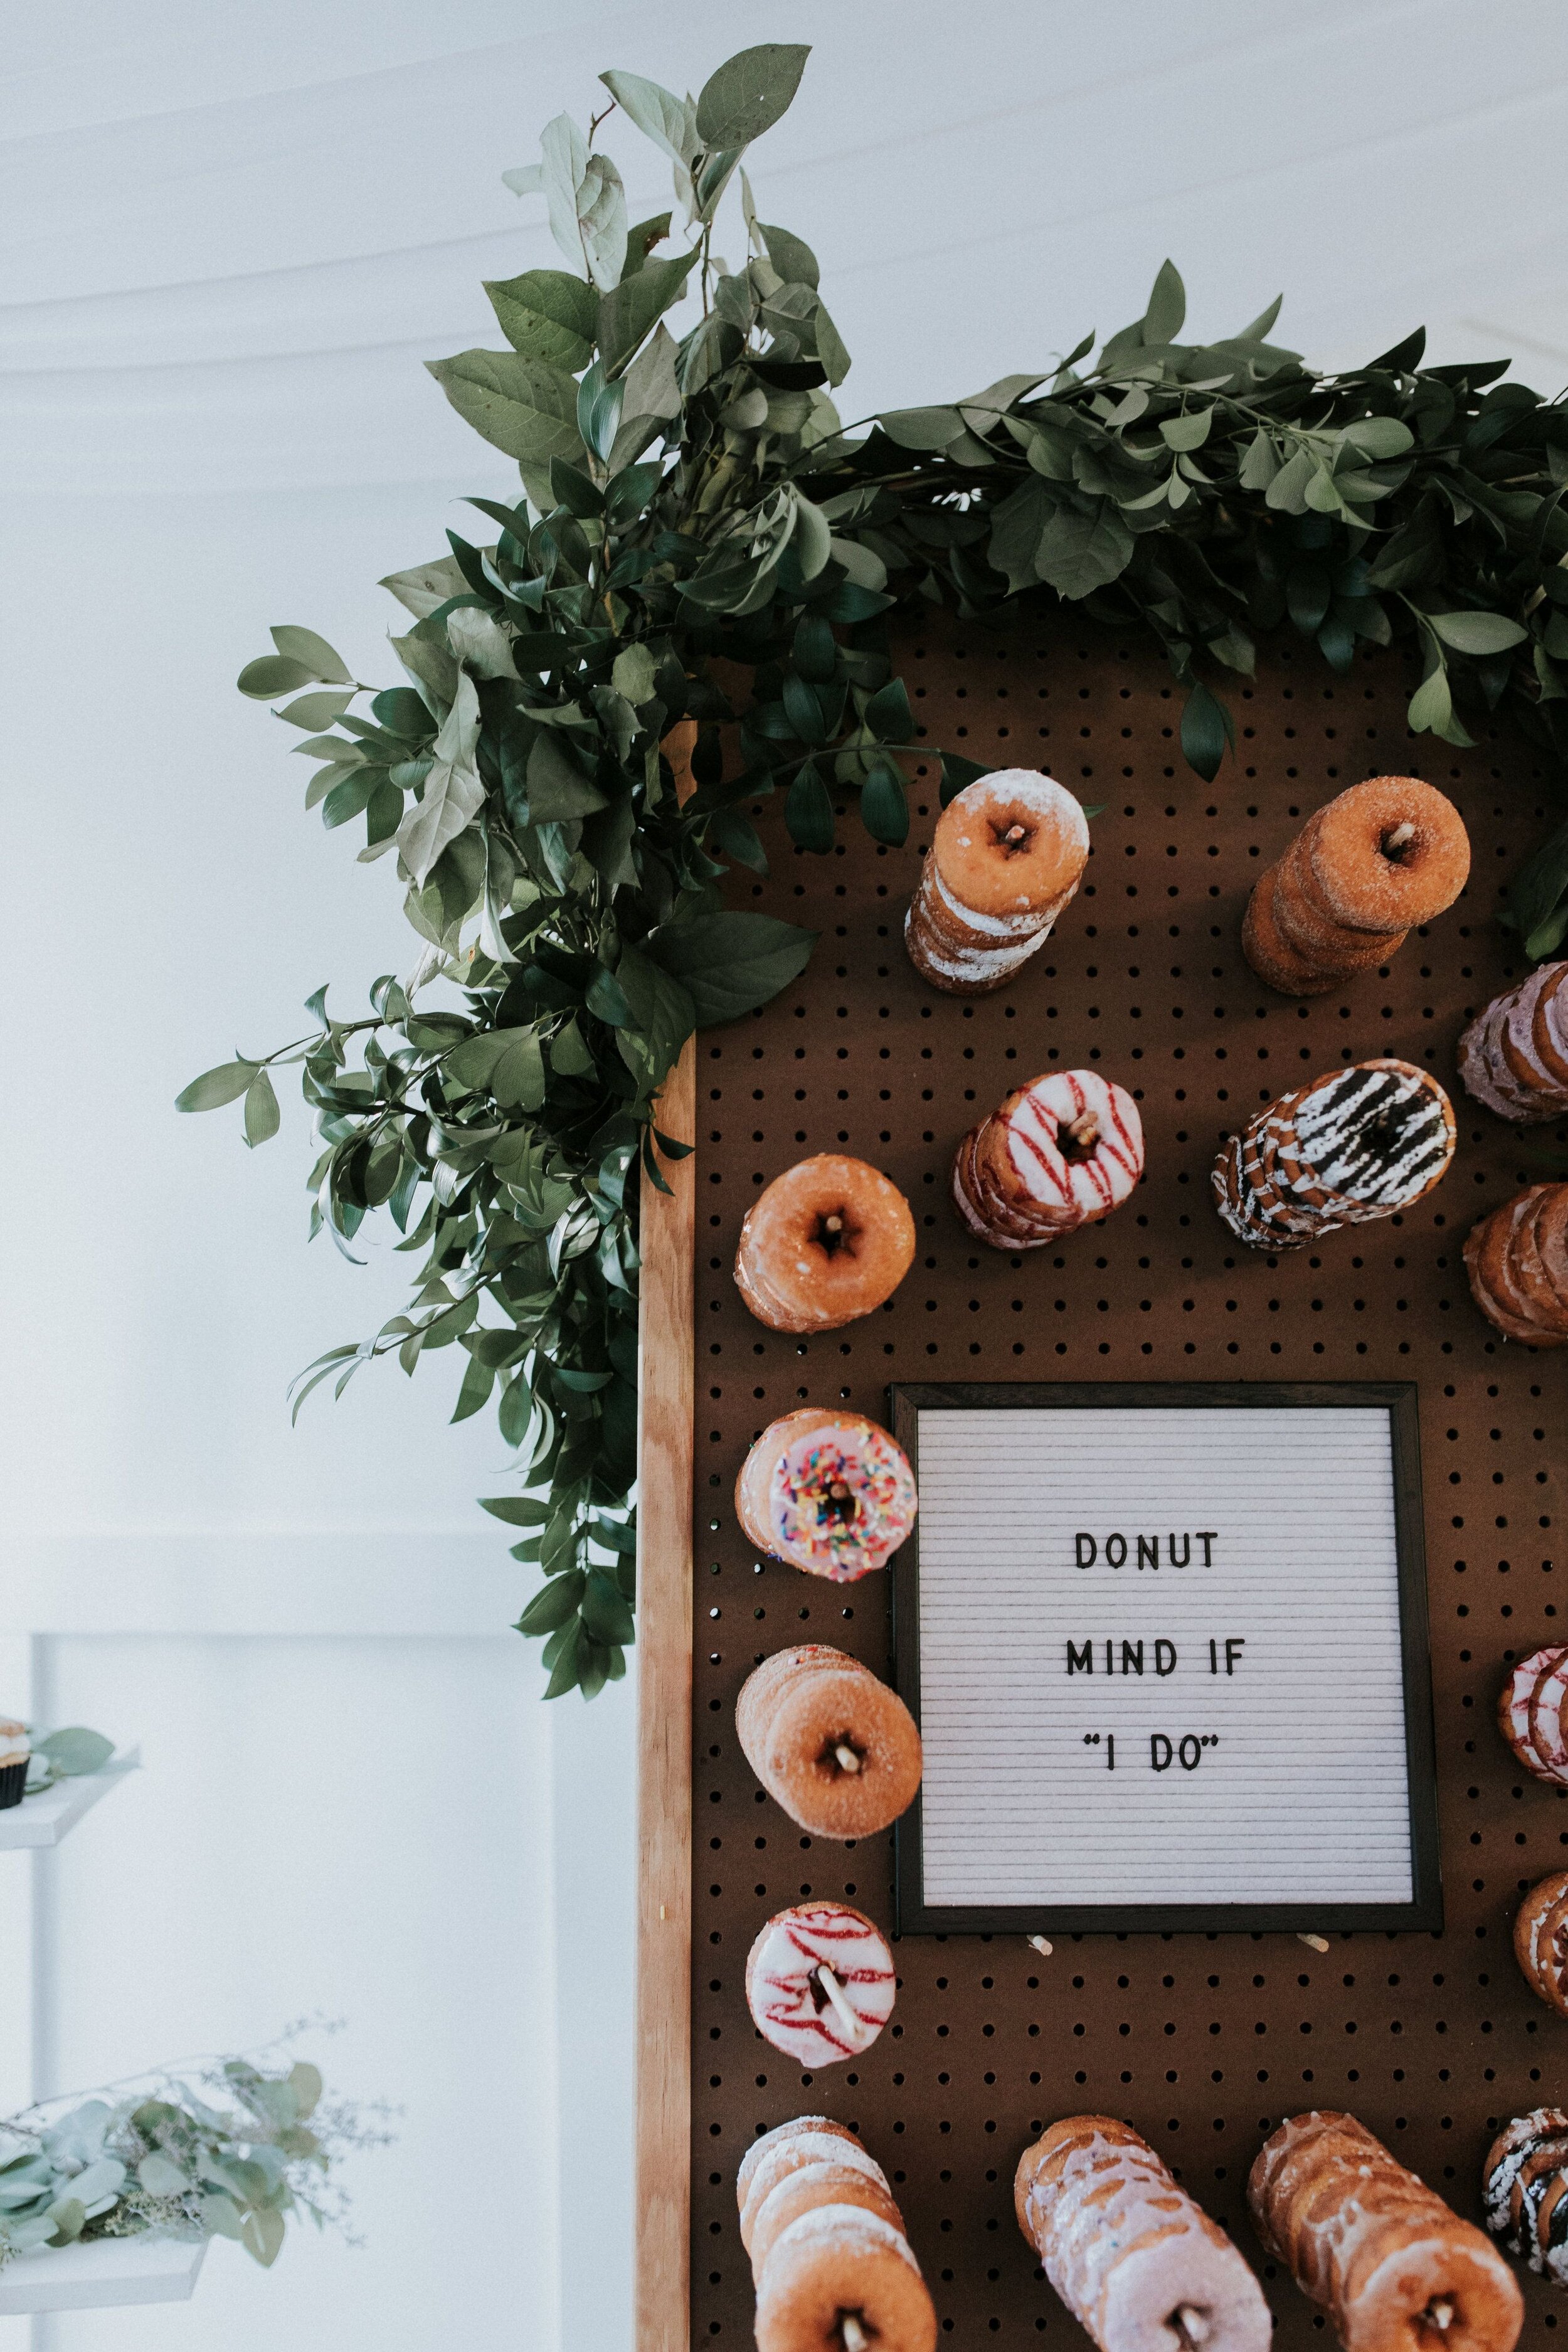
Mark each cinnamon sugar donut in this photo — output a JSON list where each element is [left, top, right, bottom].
[[1015, 2116, 1271, 2351], [1241, 864, 1351, 997], [905, 770, 1089, 994], [745, 1902, 897, 2065], [736, 1646, 923, 1838], [1249, 2111, 1523, 2352], [953, 1069, 1144, 1248], [734, 1156, 916, 1333], [755, 2206, 936, 2352], [736, 1409, 917, 1581], [1306, 776, 1470, 931]]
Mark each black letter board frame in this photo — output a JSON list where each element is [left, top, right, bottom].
[[886, 1379, 1442, 1936]]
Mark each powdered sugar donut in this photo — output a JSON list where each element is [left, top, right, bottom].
[[749, 2160, 906, 2282], [755, 2205, 936, 2352], [736, 1409, 917, 1581], [905, 770, 1089, 996], [739, 2128, 886, 2252], [953, 1070, 1144, 1249], [734, 1156, 916, 1333], [746, 1903, 896, 2067], [1017, 2117, 1271, 2352]]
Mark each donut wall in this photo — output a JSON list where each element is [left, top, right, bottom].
[[639, 613, 1568, 2349]]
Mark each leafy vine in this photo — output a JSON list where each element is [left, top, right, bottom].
[[184, 40, 1568, 1697]]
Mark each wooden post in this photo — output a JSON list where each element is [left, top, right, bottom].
[[635, 726, 698, 2350]]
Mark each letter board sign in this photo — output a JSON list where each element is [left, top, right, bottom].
[[887, 1382, 1441, 1934]]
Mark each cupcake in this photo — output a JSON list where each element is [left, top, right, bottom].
[[0, 1720, 29, 1809]]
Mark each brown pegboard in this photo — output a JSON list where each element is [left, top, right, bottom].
[[689, 611, 1568, 2346]]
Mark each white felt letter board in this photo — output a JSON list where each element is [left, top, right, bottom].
[[888, 1382, 1441, 1934]]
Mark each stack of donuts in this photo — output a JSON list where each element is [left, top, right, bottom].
[[1242, 775, 1470, 995], [1459, 965, 1568, 1121], [1014, 2116, 1270, 2351], [1484, 2108, 1568, 2287], [1249, 2111, 1523, 2350], [739, 2118, 936, 2352], [734, 1155, 915, 1333], [952, 1069, 1144, 1249], [1212, 1057, 1456, 1250], [1498, 1645, 1568, 1786], [1513, 1870, 1568, 2015], [905, 770, 1089, 995], [736, 1410, 918, 1582], [1465, 1183, 1568, 1346], [736, 1645, 923, 1838], [746, 1902, 896, 2065]]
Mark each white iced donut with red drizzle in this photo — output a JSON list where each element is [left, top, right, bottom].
[[953, 1069, 1144, 1248], [745, 1902, 896, 2066], [736, 1408, 917, 1581]]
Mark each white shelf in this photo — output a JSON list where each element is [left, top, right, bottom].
[[0, 2232, 207, 2314], [0, 1747, 139, 1850]]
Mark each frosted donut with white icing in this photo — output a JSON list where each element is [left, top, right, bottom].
[[953, 1069, 1144, 1248], [736, 1408, 917, 1582], [904, 770, 1089, 996], [745, 1902, 896, 2066]]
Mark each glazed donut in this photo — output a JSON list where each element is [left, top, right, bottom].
[[1465, 1184, 1568, 1346], [1249, 2112, 1523, 2352], [1515, 1869, 1568, 2015], [746, 1903, 897, 2066], [1483, 2109, 1568, 2282], [904, 770, 1089, 995], [734, 1156, 916, 1333], [953, 1069, 1144, 1249], [1214, 1060, 1455, 1251], [738, 2116, 867, 2218], [1242, 778, 1465, 997], [1459, 965, 1568, 1122], [737, 1646, 923, 1838], [1498, 1646, 1568, 1786], [749, 2160, 906, 2282], [740, 2129, 887, 2253], [1015, 2116, 1271, 2352], [736, 1409, 918, 1581], [755, 2206, 936, 2352]]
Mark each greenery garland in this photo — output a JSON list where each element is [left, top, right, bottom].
[[183, 40, 1568, 1698]]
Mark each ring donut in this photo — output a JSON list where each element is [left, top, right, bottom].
[[755, 2206, 936, 2352], [740, 2130, 886, 2252], [1465, 1184, 1568, 1346], [953, 1069, 1144, 1248], [736, 1409, 918, 1581], [734, 1155, 916, 1333], [1305, 775, 1470, 931], [904, 770, 1089, 996], [749, 2161, 906, 2282], [1498, 1648, 1568, 1784], [738, 2118, 869, 2232], [736, 1646, 923, 1838], [745, 1902, 896, 2066]]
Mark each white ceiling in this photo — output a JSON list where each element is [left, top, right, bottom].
[[5, 0, 1567, 492]]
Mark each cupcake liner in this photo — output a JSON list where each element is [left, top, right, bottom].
[[0, 1758, 26, 1811]]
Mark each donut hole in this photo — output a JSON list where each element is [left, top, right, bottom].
[[1380, 821, 1419, 865], [1167, 2302, 1212, 2347], [834, 2307, 870, 2351], [990, 816, 1036, 859], [810, 1207, 859, 1259], [1056, 1114, 1101, 1162], [818, 1733, 866, 1778], [1417, 2291, 1455, 2334]]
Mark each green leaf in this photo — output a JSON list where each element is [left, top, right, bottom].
[[581, 1567, 635, 1645], [241, 2204, 287, 2268], [940, 751, 993, 804], [243, 1069, 280, 1148], [34, 1728, 114, 1777], [425, 350, 586, 467], [481, 1496, 551, 1527], [598, 71, 696, 166], [277, 689, 356, 730], [877, 406, 965, 452], [1340, 416, 1416, 461], [1426, 610, 1528, 655], [760, 222, 818, 288], [445, 1026, 546, 1110], [864, 678, 913, 743], [137, 2153, 188, 2196], [519, 1571, 587, 1636], [1160, 410, 1212, 452], [1407, 662, 1458, 736], [527, 730, 609, 822], [1179, 680, 1234, 782], [695, 43, 810, 146], [784, 763, 835, 852], [649, 910, 816, 1025], [1142, 258, 1186, 345], [861, 760, 909, 845], [238, 655, 315, 701], [1237, 430, 1279, 491], [1036, 501, 1133, 600], [288, 2062, 323, 2119], [598, 250, 699, 377], [483, 270, 597, 369], [271, 625, 352, 683], [176, 1059, 258, 1113], [611, 643, 658, 706]]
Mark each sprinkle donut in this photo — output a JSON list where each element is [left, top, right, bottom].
[[736, 1409, 918, 1582], [736, 1645, 923, 1838], [1242, 777, 1468, 997], [904, 770, 1089, 995], [755, 2206, 936, 2352], [953, 1070, 1144, 1249], [1015, 2116, 1271, 2352], [1249, 2111, 1523, 2352], [745, 1902, 897, 2066], [734, 1155, 916, 1333]]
